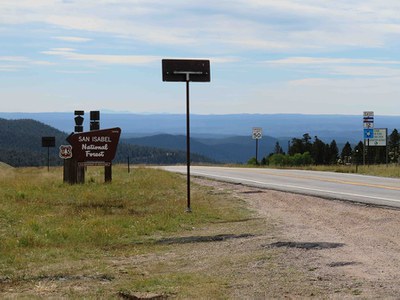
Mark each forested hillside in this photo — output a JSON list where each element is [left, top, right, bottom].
[[0, 119, 215, 167], [124, 134, 278, 163], [0, 118, 68, 167]]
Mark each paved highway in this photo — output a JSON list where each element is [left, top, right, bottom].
[[162, 166, 400, 208]]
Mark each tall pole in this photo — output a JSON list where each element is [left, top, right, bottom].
[[186, 78, 191, 212], [363, 139, 366, 166], [162, 59, 210, 212], [386, 128, 389, 167], [47, 146, 50, 172], [255, 139, 259, 165]]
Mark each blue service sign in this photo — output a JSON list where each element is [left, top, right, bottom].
[[364, 129, 374, 139]]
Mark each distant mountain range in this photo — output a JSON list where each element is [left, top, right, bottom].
[[2, 112, 399, 165], [0, 118, 215, 167], [1, 112, 399, 144]]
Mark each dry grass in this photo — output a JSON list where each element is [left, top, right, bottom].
[[0, 165, 252, 298]]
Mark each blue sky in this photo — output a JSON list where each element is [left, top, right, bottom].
[[2, 1, 400, 115]]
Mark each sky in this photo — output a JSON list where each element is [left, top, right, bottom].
[[2, 1, 400, 115]]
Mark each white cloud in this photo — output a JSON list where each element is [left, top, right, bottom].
[[0, 56, 54, 72], [3, 1, 400, 114], [42, 48, 237, 66], [265, 57, 400, 65], [53, 36, 92, 43], [264, 56, 400, 78], [252, 76, 400, 115], [42, 48, 161, 65], [0, 56, 29, 62], [2, 1, 400, 53]]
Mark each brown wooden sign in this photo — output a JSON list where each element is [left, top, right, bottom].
[[66, 127, 121, 162]]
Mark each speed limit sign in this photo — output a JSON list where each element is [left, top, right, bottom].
[[252, 127, 262, 139]]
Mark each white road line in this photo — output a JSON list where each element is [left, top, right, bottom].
[[191, 171, 400, 203]]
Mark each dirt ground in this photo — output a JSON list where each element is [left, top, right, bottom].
[[189, 177, 400, 298]]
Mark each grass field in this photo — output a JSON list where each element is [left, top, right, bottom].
[[0, 165, 250, 298], [2, 163, 398, 298]]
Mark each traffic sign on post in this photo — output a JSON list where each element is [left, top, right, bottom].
[[363, 111, 374, 129], [369, 128, 387, 146], [162, 59, 211, 213], [364, 129, 374, 139], [252, 127, 262, 139]]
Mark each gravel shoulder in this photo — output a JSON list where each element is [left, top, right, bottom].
[[190, 177, 400, 298]]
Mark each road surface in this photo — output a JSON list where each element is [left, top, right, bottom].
[[162, 166, 400, 208]]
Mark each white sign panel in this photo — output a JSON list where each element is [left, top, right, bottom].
[[363, 111, 374, 129], [252, 127, 262, 139], [369, 128, 387, 146], [363, 111, 374, 117]]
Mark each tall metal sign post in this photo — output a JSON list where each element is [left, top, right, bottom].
[[162, 59, 211, 212], [252, 127, 262, 164], [363, 111, 374, 165]]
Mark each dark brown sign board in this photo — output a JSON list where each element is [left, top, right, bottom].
[[162, 59, 210, 82], [66, 127, 121, 162], [42, 136, 55, 147], [78, 161, 111, 167]]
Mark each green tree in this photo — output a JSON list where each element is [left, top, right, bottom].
[[247, 157, 258, 165], [291, 152, 313, 166], [388, 129, 400, 163], [353, 141, 363, 165], [329, 140, 339, 164], [302, 133, 312, 153], [274, 141, 284, 154], [289, 138, 304, 155], [341, 142, 353, 163], [311, 136, 325, 165], [268, 154, 288, 166]]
